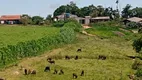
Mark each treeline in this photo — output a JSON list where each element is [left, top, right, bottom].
[[20, 2, 142, 25], [54, 2, 119, 19], [54, 2, 142, 19], [0, 20, 82, 68]]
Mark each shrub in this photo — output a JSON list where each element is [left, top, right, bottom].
[[138, 27, 142, 33], [126, 22, 141, 29], [63, 22, 82, 32], [52, 20, 65, 27], [132, 59, 142, 70], [90, 21, 122, 27], [133, 37, 142, 53], [136, 69, 142, 77]]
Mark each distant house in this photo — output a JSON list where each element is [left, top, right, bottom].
[[55, 13, 110, 25], [0, 15, 21, 24], [123, 17, 142, 25], [55, 13, 78, 21]]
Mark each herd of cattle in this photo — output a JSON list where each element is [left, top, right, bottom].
[[22, 48, 107, 79], [0, 48, 107, 80]]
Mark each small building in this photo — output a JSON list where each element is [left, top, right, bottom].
[[0, 15, 21, 24], [55, 13, 78, 21], [123, 17, 142, 25], [55, 13, 110, 25], [91, 16, 110, 23]]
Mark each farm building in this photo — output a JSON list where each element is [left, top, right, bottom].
[[55, 13, 110, 25], [123, 17, 142, 25], [0, 15, 21, 24]]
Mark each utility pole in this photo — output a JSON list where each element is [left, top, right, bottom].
[[116, 0, 121, 18]]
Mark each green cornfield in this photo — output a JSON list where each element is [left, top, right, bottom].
[[0, 25, 76, 68]]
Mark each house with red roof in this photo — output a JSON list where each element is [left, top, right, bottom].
[[0, 15, 21, 24]]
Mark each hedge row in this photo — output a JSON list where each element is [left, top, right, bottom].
[[0, 27, 75, 68]]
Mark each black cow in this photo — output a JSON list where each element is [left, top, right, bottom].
[[65, 55, 70, 60], [48, 60, 55, 64], [24, 69, 28, 75], [75, 56, 79, 60], [77, 48, 82, 52], [53, 69, 58, 74], [59, 69, 64, 75], [98, 55, 106, 60], [80, 70, 84, 76], [44, 66, 50, 72], [73, 73, 78, 79]]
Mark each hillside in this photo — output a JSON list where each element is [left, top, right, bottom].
[[0, 32, 136, 80]]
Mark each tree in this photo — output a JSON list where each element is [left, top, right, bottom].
[[53, 1, 80, 17], [131, 7, 142, 18], [46, 14, 52, 22], [122, 4, 132, 18], [20, 14, 32, 25], [80, 5, 97, 17], [32, 16, 44, 25]]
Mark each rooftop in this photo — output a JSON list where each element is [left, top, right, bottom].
[[0, 15, 21, 20]]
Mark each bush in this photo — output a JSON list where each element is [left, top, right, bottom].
[[90, 21, 122, 27], [132, 59, 142, 70], [136, 69, 142, 77], [52, 20, 65, 27], [126, 22, 141, 29], [138, 27, 142, 33], [63, 22, 82, 32], [133, 37, 142, 53]]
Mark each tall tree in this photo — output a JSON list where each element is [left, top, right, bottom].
[[32, 16, 44, 25], [46, 14, 52, 22], [53, 1, 80, 17], [20, 14, 32, 25], [131, 7, 142, 18], [122, 4, 132, 18]]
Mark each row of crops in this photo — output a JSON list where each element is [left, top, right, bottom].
[[0, 26, 76, 68]]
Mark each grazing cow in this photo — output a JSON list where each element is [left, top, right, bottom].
[[75, 56, 79, 60], [80, 70, 84, 76], [24, 69, 28, 75], [31, 70, 36, 74], [28, 69, 32, 74], [44, 66, 50, 72], [65, 55, 70, 60], [73, 73, 78, 79], [53, 69, 58, 74], [128, 74, 135, 80], [59, 69, 64, 75], [47, 57, 52, 61], [48, 60, 55, 64], [98, 55, 106, 60], [77, 48, 82, 52]]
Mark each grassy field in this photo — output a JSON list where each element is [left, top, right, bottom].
[[0, 33, 136, 80], [0, 25, 59, 48]]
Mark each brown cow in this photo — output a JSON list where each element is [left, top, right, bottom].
[[31, 70, 36, 74]]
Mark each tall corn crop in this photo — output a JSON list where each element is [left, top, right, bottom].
[[0, 27, 75, 68]]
